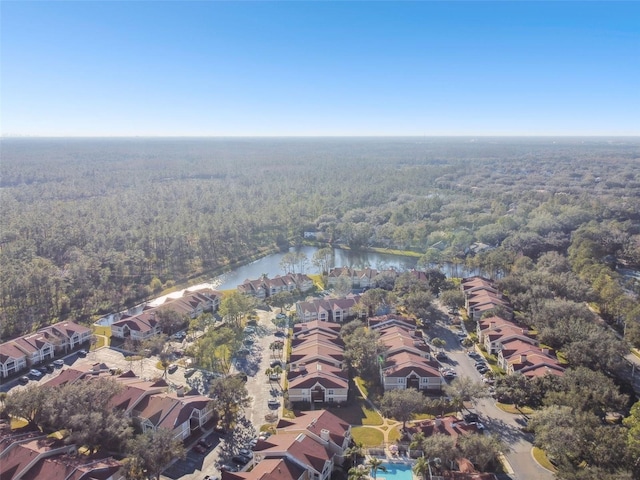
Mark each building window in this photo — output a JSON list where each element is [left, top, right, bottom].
[[328, 389, 334, 395], [398, 378, 405, 384]]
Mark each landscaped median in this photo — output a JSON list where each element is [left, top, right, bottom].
[[532, 446, 558, 473]]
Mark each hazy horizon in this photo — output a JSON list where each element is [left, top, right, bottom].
[[2, 2, 639, 137]]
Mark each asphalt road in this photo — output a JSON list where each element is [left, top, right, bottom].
[[429, 309, 554, 480]]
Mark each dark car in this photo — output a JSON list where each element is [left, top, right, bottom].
[[46, 363, 55, 372], [77, 349, 88, 357], [198, 438, 213, 449], [270, 360, 282, 368], [464, 413, 479, 423], [232, 454, 251, 466], [38, 366, 49, 374], [274, 331, 286, 338], [214, 424, 227, 435], [193, 444, 207, 454], [220, 464, 238, 472], [167, 364, 178, 374], [18, 376, 29, 385]]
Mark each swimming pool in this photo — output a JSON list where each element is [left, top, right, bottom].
[[378, 462, 414, 480]]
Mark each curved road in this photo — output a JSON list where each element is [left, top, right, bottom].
[[430, 318, 554, 480]]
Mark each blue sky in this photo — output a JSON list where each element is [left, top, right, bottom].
[[2, 1, 639, 136]]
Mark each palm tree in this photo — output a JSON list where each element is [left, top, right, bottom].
[[413, 457, 432, 480], [345, 441, 365, 467], [347, 466, 368, 480], [367, 457, 387, 480], [409, 431, 426, 455]]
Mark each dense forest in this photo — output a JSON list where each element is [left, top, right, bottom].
[[1, 137, 639, 340]]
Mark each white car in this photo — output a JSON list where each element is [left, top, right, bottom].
[[29, 369, 43, 377]]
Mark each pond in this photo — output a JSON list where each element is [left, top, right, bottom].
[[213, 246, 479, 290]]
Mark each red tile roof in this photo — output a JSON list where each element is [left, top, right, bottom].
[[228, 457, 306, 480], [276, 410, 350, 448], [254, 433, 332, 475], [383, 351, 441, 378]]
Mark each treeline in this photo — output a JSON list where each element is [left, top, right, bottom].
[[1, 137, 639, 339]]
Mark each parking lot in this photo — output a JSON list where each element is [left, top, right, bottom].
[[1, 309, 286, 480]]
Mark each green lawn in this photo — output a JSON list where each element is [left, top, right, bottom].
[[387, 427, 402, 443], [495, 402, 534, 415], [327, 397, 383, 426], [92, 325, 111, 347], [532, 447, 557, 472], [351, 426, 384, 447]]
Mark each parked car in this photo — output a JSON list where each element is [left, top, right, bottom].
[[53, 359, 65, 367], [18, 376, 29, 385], [238, 448, 252, 457], [268, 399, 280, 408], [193, 444, 207, 454], [46, 363, 55, 372], [214, 424, 227, 435], [464, 412, 479, 423], [198, 438, 213, 449], [167, 364, 178, 374], [77, 349, 88, 357], [220, 464, 238, 473], [29, 369, 42, 378], [276, 313, 287, 320], [232, 454, 251, 466], [274, 331, 286, 338], [184, 368, 197, 377], [37, 366, 49, 374], [270, 360, 282, 368]]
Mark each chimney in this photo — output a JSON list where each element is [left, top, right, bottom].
[[320, 429, 330, 442], [176, 386, 185, 397], [520, 354, 527, 364], [522, 328, 528, 335], [542, 348, 550, 355], [489, 321, 496, 330], [434, 418, 442, 428]]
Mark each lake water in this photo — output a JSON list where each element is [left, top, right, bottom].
[[213, 246, 419, 290], [213, 246, 480, 290], [96, 246, 478, 325]]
